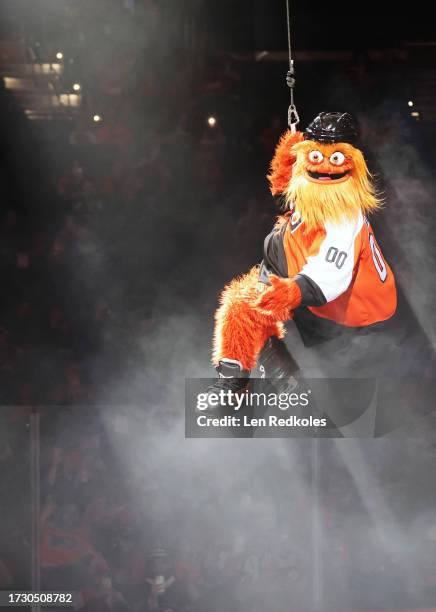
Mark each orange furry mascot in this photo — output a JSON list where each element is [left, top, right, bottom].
[[210, 112, 397, 391]]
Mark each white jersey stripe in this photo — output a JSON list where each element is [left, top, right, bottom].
[[299, 212, 364, 303]]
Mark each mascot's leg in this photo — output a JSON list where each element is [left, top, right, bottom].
[[202, 268, 301, 418], [200, 268, 285, 412], [212, 267, 284, 372]]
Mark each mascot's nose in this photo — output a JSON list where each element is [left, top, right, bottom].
[[312, 160, 334, 173]]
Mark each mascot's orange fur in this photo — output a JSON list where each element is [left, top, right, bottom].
[[212, 112, 395, 373], [212, 131, 303, 371]]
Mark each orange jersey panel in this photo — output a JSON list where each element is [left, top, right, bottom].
[[280, 211, 397, 327]]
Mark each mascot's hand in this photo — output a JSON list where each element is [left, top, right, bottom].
[[255, 276, 302, 321]]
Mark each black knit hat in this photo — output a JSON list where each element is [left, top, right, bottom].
[[304, 111, 359, 145]]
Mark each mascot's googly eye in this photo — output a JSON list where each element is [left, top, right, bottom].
[[329, 151, 346, 166], [308, 150, 324, 164]]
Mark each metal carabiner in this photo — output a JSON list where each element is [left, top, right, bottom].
[[288, 104, 300, 134]]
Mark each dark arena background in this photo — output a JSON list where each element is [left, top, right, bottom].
[[1, 1, 436, 611]]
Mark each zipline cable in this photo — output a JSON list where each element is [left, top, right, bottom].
[[286, 0, 293, 71], [285, 0, 299, 133]]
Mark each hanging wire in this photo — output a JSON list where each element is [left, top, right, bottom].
[[285, 0, 299, 133], [286, 0, 293, 70]]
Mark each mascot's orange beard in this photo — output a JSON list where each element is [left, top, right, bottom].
[[285, 140, 382, 230]]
